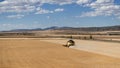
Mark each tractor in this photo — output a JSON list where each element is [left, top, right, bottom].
[[65, 39, 75, 47]]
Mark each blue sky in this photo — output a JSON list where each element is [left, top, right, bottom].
[[0, 0, 120, 31]]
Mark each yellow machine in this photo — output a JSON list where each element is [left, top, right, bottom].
[[66, 40, 75, 47]]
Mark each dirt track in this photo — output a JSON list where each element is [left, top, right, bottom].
[[42, 39, 120, 58], [0, 39, 120, 68]]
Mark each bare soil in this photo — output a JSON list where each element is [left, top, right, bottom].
[[0, 38, 120, 68]]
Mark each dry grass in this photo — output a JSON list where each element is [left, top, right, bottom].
[[0, 38, 120, 68]]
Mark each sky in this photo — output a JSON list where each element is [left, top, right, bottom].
[[0, 0, 120, 31]]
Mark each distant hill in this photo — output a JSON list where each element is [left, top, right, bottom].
[[0, 25, 120, 38], [55, 25, 120, 31], [43, 26, 59, 30], [1, 25, 120, 32]]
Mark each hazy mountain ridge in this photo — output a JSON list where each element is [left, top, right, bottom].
[[1, 25, 120, 32], [0, 25, 120, 38], [55, 25, 120, 31]]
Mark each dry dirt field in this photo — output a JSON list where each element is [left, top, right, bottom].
[[42, 38, 120, 58], [0, 38, 120, 68]]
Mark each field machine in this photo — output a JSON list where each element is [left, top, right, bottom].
[[64, 39, 75, 47]]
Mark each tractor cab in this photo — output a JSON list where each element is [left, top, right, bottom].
[[65, 39, 75, 47]]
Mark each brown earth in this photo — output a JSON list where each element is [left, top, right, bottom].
[[42, 38, 120, 58], [0, 39, 120, 68]]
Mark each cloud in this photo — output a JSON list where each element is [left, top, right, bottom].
[[0, 0, 39, 13], [80, 0, 120, 19], [0, 0, 68, 15], [0, 0, 120, 19], [7, 14, 24, 18], [54, 8, 64, 12], [35, 8, 64, 14], [35, 7, 53, 14], [76, 0, 92, 4], [0, 3, 36, 13], [0, 0, 94, 14]]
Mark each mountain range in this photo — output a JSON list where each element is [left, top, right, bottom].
[[1, 25, 120, 32]]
